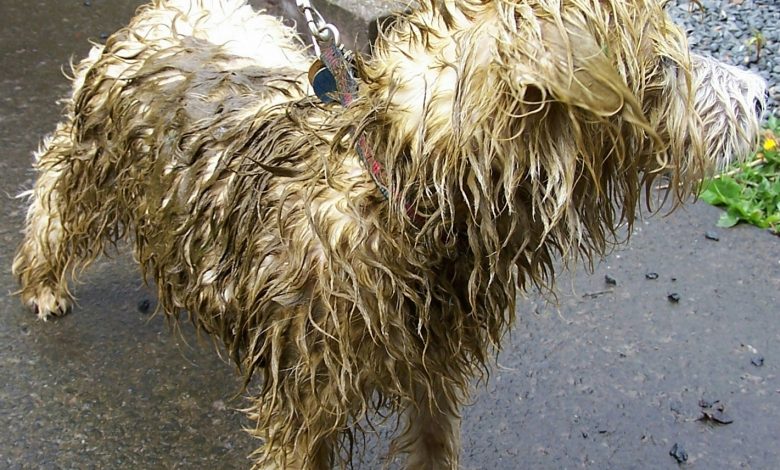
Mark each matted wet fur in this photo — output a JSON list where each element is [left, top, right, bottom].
[[13, 0, 765, 468]]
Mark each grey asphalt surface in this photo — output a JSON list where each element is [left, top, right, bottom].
[[1, 1, 779, 469]]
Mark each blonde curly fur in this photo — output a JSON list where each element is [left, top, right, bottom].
[[13, 0, 765, 468]]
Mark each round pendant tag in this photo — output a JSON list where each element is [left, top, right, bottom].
[[308, 60, 338, 104]]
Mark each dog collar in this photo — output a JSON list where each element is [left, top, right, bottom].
[[310, 45, 391, 201], [299, 0, 426, 227], [298, 0, 390, 200]]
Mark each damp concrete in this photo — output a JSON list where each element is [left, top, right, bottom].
[[1, 1, 779, 468]]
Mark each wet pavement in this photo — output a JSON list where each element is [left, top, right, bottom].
[[1, 1, 779, 468]]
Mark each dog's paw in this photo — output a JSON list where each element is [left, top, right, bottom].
[[25, 288, 71, 320]]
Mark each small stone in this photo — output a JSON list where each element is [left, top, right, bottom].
[[645, 272, 659, 280], [668, 293, 681, 303], [605, 274, 617, 286], [83, 0, 91, 5], [99, 32, 109, 40], [699, 398, 716, 408], [137, 299, 152, 314], [670, 443, 688, 463], [700, 403, 734, 424], [704, 231, 720, 241], [751, 355, 765, 367]]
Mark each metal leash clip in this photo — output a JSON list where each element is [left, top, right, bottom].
[[296, 0, 339, 55]]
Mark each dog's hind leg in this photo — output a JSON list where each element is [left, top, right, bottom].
[[13, 121, 79, 318], [13, 41, 133, 320], [392, 378, 462, 470], [12, 115, 117, 319]]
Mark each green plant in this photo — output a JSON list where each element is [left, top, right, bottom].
[[700, 116, 780, 234], [747, 30, 766, 61]]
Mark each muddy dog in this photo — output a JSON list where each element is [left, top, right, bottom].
[[13, 0, 765, 468]]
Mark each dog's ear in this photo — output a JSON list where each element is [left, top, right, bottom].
[[495, 6, 651, 128]]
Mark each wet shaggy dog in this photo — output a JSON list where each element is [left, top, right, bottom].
[[13, 0, 765, 468]]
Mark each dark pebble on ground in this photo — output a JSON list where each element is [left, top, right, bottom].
[[137, 299, 152, 314], [668, 293, 681, 303], [670, 442, 689, 463], [699, 398, 717, 408], [698, 401, 734, 424]]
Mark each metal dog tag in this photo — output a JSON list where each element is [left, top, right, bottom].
[[308, 59, 338, 104]]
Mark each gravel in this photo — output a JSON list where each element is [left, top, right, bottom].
[[666, 0, 780, 116]]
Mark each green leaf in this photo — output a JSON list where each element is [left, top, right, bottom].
[[717, 210, 740, 228], [701, 178, 742, 205], [702, 123, 780, 232], [765, 213, 780, 225]]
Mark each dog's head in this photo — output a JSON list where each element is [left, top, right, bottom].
[[685, 54, 767, 170], [364, 0, 765, 281]]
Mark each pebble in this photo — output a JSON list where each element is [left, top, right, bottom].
[[137, 299, 152, 314], [751, 355, 765, 367], [646, 272, 660, 280], [604, 274, 617, 286], [699, 398, 715, 408], [668, 293, 682, 303], [705, 231, 720, 241], [698, 400, 734, 424], [670, 442, 689, 463]]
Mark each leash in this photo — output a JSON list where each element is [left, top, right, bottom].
[[296, 0, 391, 201]]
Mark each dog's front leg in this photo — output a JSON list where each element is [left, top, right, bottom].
[[248, 390, 340, 470], [252, 432, 332, 470], [392, 377, 462, 470], [246, 347, 347, 470]]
